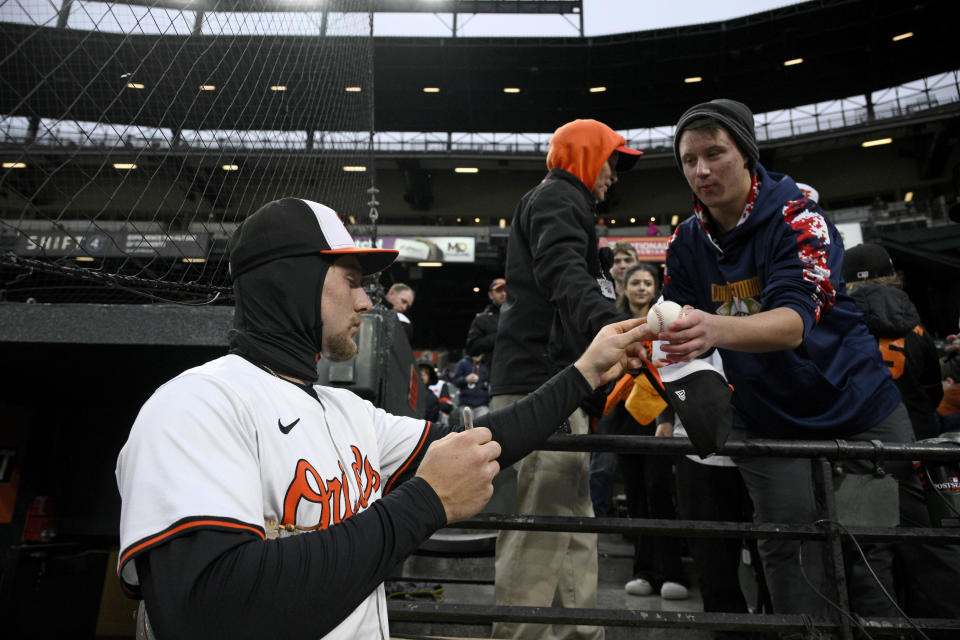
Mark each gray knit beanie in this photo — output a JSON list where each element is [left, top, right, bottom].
[[673, 99, 759, 173]]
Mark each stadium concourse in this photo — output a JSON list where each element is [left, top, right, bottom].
[[1, 0, 960, 637]]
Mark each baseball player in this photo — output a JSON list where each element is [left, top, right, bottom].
[[116, 197, 647, 640]]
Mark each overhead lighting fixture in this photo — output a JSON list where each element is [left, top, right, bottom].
[[113, 163, 137, 170], [182, 258, 206, 263], [630, 217, 636, 223], [499, 218, 506, 228], [861, 138, 893, 148], [348, 215, 356, 224], [684, 76, 702, 84], [75, 256, 95, 262], [503, 87, 520, 94], [784, 57, 804, 66], [343, 165, 367, 172], [423, 87, 440, 93], [892, 32, 913, 42], [126, 82, 145, 89], [222, 164, 239, 171], [455, 167, 479, 174], [610, 219, 616, 225], [474, 217, 481, 223], [670, 214, 679, 226], [589, 86, 607, 93], [270, 85, 287, 91], [417, 262, 442, 267], [200, 84, 216, 91], [904, 191, 914, 202], [472, 286, 480, 293], [2, 162, 26, 169], [345, 86, 362, 92], [456, 217, 462, 223]]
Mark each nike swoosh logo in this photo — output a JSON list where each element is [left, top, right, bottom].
[[278, 418, 300, 434]]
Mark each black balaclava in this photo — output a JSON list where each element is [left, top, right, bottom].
[[229, 254, 330, 382], [226, 198, 397, 382]]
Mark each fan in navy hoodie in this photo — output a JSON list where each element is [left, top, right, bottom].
[[657, 99, 926, 625]]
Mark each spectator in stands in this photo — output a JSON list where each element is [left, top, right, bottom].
[[608, 242, 638, 295], [655, 354, 764, 635], [452, 354, 491, 419], [842, 243, 943, 439], [466, 277, 506, 376], [491, 118, 642, 640], [386, 282, 415, 341], [660, 98, 930, 622], [418, 361, 452, 425], [607, 264, 689, 600], [645, 218, 660, 237]]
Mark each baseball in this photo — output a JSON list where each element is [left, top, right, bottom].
[[647, 301, 685, 334]]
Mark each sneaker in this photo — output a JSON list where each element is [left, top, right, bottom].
[[660, 581, 689, 600], [624, 577, 653, 596]]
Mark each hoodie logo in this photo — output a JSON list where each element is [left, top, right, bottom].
[[278, 418, 301, 434], [675, 390, 686, 402]]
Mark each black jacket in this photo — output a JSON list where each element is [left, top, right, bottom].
[[491, 169, 628, 396], [850, 283, 944, 439], [465, 303, 500, 370]]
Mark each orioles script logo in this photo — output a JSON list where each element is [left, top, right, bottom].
[[281, 445, 381, 529]]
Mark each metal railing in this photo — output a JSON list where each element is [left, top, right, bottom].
[[388, 435, 960, 638]]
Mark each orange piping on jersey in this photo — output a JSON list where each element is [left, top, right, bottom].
[[118, 518, 264, 589], [384, 421, 432, 495]]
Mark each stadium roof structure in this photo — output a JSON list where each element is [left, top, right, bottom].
[[1, 0, 957, 134]]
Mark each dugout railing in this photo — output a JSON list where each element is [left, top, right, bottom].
[[388, 435, 960, 639]]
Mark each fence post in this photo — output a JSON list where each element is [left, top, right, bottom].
[[813, 458, 853, 640]]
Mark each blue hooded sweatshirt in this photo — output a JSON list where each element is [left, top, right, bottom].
[[662, 164, 900, 438]]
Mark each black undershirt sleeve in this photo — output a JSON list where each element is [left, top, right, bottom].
[[137, 365, 593, 639], [137, 478, 444, 640]]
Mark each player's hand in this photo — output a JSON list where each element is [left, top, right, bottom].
[[415, 427, 501, 524], [574, 317, 648, 389], [466, 373, 479, 384], [657, 306, 717, 362]]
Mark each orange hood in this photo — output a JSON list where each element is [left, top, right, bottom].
[[546, 119, 629, 192]]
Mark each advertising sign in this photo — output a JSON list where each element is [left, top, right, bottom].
[[355, 236, 476, 263], [598, 236, 672, 262]]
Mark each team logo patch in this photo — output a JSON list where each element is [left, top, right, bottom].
[[675, 390, 686, 402]]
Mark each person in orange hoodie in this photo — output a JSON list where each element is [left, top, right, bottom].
[[491, 119, 642, 640]]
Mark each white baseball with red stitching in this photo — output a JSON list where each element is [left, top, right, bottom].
[[647, 301, 684, 334]]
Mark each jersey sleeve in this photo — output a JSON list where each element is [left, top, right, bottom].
[[116, 373, 265, 594], [365, 401, 433, 495], [762, 198, 839, 336]]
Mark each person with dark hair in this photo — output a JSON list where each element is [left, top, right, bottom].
[[491, 118, 643, 640], [418, 361, 452, 424], [658, 98, 930, 623], [115, 197, 651, 640], [465, 277, 506, 376]]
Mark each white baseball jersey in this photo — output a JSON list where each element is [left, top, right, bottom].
[[116, 354, 429, 639]]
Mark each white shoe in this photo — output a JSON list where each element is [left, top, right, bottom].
[[660, 581, 689, 600], [624, 577, 652, 596]]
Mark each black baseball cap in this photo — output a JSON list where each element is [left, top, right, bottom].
[[842, 243, 894, 282], [229, 198, 398, 278]]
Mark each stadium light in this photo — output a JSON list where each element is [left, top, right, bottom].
[[892, 32, 913, 41], [589, 86, 606, 93], [499, 218, 506, 228], [684, 76, 702, 83], [904, 191, 914, 202], [630, 217, 636, 223], [861, 138, 893, 148], [200, 85, 216, 91], [343, 165, 367, 172], [2, 162, 26, 169], [474, 217, 481, 223], [222, 164, 239, 171], [423, 87, 440, 93], [126, 82, 145, 89], [270, 85, 287, 91], [503, 87, 520, 93], [345, 86, 362, 92], [473, 286, 480, 293], [784, 57, 804, 66], [671, 214, 680, 226], [417, 262, 442, 267], [75, 256, 95, 262], [455, 167, 479, 173], [182, 258, 206, 263], [113, 163, 137, 170]]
